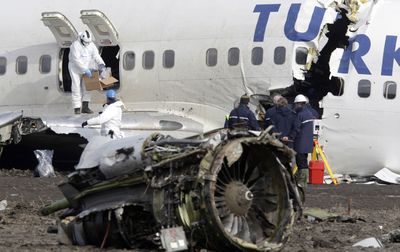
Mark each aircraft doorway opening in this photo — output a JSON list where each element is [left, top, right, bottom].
[[58, 45, 120, 92], [100, 45, 120, 90]]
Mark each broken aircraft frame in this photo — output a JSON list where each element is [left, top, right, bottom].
[[41, 129, 302, 251]]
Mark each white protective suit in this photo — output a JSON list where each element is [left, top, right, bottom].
[[87, 101, 125, 139], [68, 40, 105, 109]]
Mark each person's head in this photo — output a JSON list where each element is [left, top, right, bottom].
[[273, 95, 288, 107], [79, 30, 92, 46], [272, 94, 283, 105], [294, 94, 308, 111], [239, 94, 250, 105], [106, 89, 117, 104]]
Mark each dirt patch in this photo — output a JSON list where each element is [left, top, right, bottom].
[[0, 170, 399, 251], [284, 208, 400, 251], [283, 185, 400, 252]]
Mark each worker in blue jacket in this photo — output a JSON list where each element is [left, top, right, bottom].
[[293, 94, 316, 188], [226, 94, 260, 131], [265, 95, 297, 148]]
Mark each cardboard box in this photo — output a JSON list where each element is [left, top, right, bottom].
[[83, 71, 118, 91]]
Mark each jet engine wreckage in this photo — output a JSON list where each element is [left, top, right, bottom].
[[41, 129, 302, 251]]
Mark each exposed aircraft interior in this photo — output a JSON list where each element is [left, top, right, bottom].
[[59, 45, 120, 92]]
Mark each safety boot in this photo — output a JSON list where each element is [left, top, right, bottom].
[[81, 101, 93, 114], [296, 169, 309, 188], [74, 108, 81, 114]]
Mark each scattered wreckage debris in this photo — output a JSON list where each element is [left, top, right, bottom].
[[303, 208, 366, 223], [34, 150, 56, 177], [0, 200, 7, 211], [323, 168, 400, 185], [382, 229, 400, 244], [353, 237, 384, 249], [0, 111, 87, 169], [0, 111, 48, 148], [41, 129, 302, 251], [373, 168, 400, 184]]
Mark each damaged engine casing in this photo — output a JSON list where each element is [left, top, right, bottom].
[[42, 129, 301, 251]]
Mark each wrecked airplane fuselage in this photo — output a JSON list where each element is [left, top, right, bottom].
[[42, 129, 301, 251]]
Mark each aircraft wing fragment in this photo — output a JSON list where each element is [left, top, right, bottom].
[[0, 111, 23, 146]]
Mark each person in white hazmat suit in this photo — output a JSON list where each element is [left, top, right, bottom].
[[69, 30, 106, 114], [81, 89, 125, 139]]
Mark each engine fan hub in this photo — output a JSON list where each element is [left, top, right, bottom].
[[224, 181, 253, 216]]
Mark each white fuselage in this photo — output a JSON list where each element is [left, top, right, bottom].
[[0, 0, 295, 130], [320, 0, 400, 175], [1, 0, 399, 175]]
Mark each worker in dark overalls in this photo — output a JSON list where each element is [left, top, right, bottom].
[[293, 94, 316, 188], [225, 94, 260, 131], [264, 95, 297, 148]]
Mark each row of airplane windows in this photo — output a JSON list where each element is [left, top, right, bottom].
[[358, 80, 397, 99], [0, 46, 298, 76], [122, 46, 290, 70], [5, 52, 394, 100], [0, 55, 51, 75]]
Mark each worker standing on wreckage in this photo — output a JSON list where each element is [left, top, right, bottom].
[[81, 89, 125, 139]]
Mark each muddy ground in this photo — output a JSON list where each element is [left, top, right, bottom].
[[0, 169, 399, 252]]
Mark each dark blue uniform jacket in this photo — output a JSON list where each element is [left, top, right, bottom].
[[294, 107, 316, 154], [226, 104, 260, 130], [265, 106, 297, 146]]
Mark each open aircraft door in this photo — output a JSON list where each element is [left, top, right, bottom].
[[80, 10, 120, 88], [41, 12, 78, 92], [80, 10, 118, 47], [41, 12, 77, 48]]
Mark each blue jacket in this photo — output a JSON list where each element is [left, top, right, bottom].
[[294, 107, 315, 154], [306, 104, 320, 118], [226, 104, 260, 130], [265, 106, 297, 146]]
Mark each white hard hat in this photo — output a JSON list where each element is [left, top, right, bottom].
[[294, 94, 308, 103], [79, 30, 92, 46]]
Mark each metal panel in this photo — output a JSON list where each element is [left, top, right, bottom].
[[41, 12, 77, 48], [80, 10, 119, 46], [160, 227, 188, 252]]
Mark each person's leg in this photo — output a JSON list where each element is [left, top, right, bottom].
[[295, 153, 309, 187], [69, 68, 82, 114], [81, 78, 93, 114], [81, 80, 91, 103]]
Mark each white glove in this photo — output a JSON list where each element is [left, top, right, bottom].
[[100, 69, 107, 79]]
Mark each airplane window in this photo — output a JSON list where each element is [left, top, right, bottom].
[[251, 47, 263, 65], [383, 81, 396, 100], [39, 55, 51, 74], [331, 77, 344, 96], [123, 51, 135, 70], [206, 48, 218, 67], [55, 27, 71, 37], [228, 48, 240, 66], [16, 56, 28, 75], [0, 57, 6, 75], [274, 46, 286, 65], [143, 51, 155, 69], [358, 79, 371, 98], [163, 50, 175, 68], [295, 47, 308, 65], [94, 24, 109, 36]]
